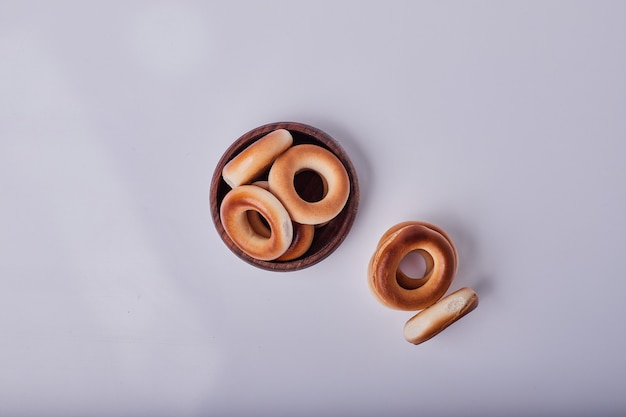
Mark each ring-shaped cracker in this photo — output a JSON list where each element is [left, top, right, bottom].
[[268, 144, 350, 225], [245, 182, 315, 261], [220, 184, 293, 261], [222, 129, 293, 188], [369, 222, 457, 310]]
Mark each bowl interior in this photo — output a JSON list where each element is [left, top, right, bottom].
[[210, 122, 359, 271]]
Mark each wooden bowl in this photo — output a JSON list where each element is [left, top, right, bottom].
[[210, 122, 359, 271]]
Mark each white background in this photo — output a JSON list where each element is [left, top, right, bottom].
[[2, 1, 625, 416]]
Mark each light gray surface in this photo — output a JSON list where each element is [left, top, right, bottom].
[[2, 1, 625, 416]]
